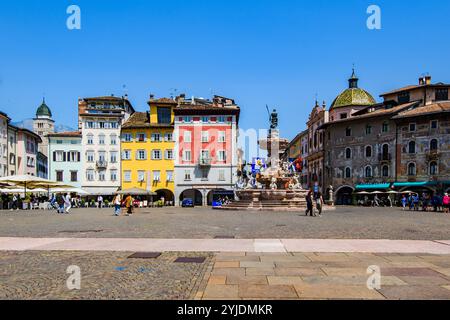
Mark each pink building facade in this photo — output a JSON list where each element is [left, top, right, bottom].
[[174, 96, 240, 206], [15, 127, 41, 176]]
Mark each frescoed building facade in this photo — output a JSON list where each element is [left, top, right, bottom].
[[121, 96, 176, 203], [48, 132, 82, 188], [78, 96, 134, 195], [174, 95, 240, 206]]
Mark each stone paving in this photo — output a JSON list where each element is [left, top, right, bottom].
[[0, 251, 212, 300], [1, 206, 450, 240], [197, 252, 450, 300]]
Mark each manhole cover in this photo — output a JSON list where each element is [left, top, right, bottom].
[[174, 257, 206, 263], [214, 235, 235, 239], [128, 252, 162, 259], [58, 230, 103, 233]]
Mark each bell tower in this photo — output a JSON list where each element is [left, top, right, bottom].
[[33, 97, 55, 156]]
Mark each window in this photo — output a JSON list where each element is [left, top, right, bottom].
[[430, 139, 438, 151], [138, 170, 145, 182], [183, 150, 191, 161], [219, 170, 225, 181], [409, 123, 416, 132], [408, 141, 416, 154], [98, 151, 106, 162], [166, 170, 173, 182], [184, 131, 191, 142], [122, 150, 131, 160], [365, 125, 372, 135], [429, 161, 438, 175], [165, 149, 173, 160], [151, 133, 161, 142], [87, 134, 94, 145], [345, 148, 352, 159], [435, 88, 448, 101], [137, 133, 146, 142], [430, 120, 438, 129], [164, 133, 173, 142], [407, 163, 416, 176], [122, 133, 133, 142], [183, 116, 191, 123], [110, 151, 118, 163], [201, 116, 209, 123], [382, 165, 389, 177], [201, 169, 208, 180], [218, 131, 226, 142], [151, 149, 161, 160], [136, 149, 147, 160], [98, 170, 106, 181], [345, 127, 352, 137], [87, 169, 95, 182], [398, 92, 410, 104], [201, 131, 209, 142], [86, 121, 95, 129], [340, 113, 347, 119], [152, 171, 161, 182], [345, 167, 351, 178], [157, 107, 172, 124], [217, 150, 226, 162], [86, 151, 94, 162], [184, 170, 191, 181], [98, 134, 105, 145], [68, 151, 80, 162], [382, 122, 389, 133], [124, 171, 131, 182], [365, 146, 372, 158], [70, 171, 78, 182], [365, 166, 372, 178], [218, 116, 226, 123], [54, 151, 65, 162], [56, 170, 63, 182], [110, 170, 117, 181]]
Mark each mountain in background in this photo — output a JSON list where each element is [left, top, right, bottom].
[[11, 119, 76, 133]]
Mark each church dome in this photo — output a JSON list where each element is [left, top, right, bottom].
[[36, 98, 52, 118], [330, 70, 376, 110]]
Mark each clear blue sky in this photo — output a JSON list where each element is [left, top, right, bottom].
[[1, 0, 449, 140]]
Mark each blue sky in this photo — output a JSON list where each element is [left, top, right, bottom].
[[1, 0, 449, 140]]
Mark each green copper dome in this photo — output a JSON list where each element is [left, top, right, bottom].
[[330, 70, 376, 109], [36, 98, 52, 117]]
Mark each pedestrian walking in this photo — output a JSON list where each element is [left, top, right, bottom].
[[113, 194, 121, 216], [305, 189, 314, 216], [97, 195, 103, 209], [401, 195, 407, 211], [413, 194, 419, 211], [314, 190, 324, 216], [443, 193, 450, 214], [125, 194, 133, 216], [64, 193, 71, 214], [57, 194, 65, 214]]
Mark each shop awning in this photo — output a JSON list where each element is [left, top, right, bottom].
[[393, 181, 450, 188], [355, 183, 391, 190]]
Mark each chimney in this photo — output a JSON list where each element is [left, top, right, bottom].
[[419, 77, 426, 85], [425, 75, 432, 85], [149, 94, 154, 100], [175, 93, 186, 104]]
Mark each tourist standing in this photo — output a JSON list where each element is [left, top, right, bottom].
[[314, 190, 324, 216], [413, 194, 419, 211], [57, 194, 65, 214], [97, 195, 103, 209], [11, 194, 18, 211], [443, 193, 450, 214]]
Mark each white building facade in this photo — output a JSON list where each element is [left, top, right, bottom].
[[0, 111, 10, 177], [78, 96, 134, 195]]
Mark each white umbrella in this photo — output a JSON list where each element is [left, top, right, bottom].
[[0, 175, 66, 194], [386, 190, 398, 194], [371, 191, 383, 194], [0, 187, 47, 194], [50, 187, 88, 195], [357, 191, 370, 194]]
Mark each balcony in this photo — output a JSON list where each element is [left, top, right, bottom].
[[96, 160, 108, 169], [426, 150, 440, 161], [198, 157, 212, 166], [378, 153, 391, 162]]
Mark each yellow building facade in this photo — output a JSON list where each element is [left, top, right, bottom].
[[121, 98, 176, 203]]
